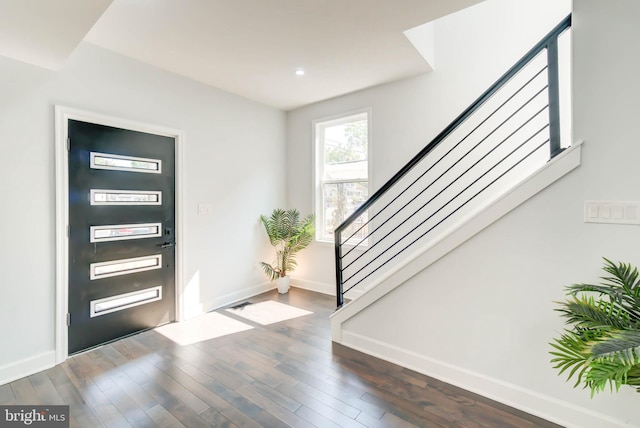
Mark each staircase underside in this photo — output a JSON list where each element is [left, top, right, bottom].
[[331, 140, 582, 340]]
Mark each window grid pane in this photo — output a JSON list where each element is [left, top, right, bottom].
[[322, 181, 368, 241], [323, 118, 368, 165]]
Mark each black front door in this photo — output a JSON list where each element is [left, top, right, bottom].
[[68, 119, 176, 354]]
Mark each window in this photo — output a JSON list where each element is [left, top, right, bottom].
[[315, 111, 370, 243], [90, 189, 162, 205], [90, 152, 162, 174], [90, 286, 162, 317], [90, 254, 162, 280], [90, 223, 162, 242]]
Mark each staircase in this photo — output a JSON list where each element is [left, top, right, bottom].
[[331, 16, 579, 334]]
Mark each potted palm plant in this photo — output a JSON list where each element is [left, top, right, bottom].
[[550, 258, 640, 396], [260, 208, 315, 294]]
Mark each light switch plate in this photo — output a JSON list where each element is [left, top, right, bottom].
[[584, 201, 640, 225], [198, 203, 213, 214]]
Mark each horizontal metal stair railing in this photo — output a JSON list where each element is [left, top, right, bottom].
[[334, 15, 572, 307]]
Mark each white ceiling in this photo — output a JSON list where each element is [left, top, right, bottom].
[[0, 0, 112, 69], [1, 0, 484, 110]]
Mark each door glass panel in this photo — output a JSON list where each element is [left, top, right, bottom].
[[90, 286, 162, 317], [90, 223, 162, 242], [91, 189, 162, 205], [90, 254, 162, 280], [90, 152, 162, 174]]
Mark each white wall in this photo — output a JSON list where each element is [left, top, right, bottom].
[[0, 43, 286, 380], [287, 0, 571, 294], [337, 0, 640, 426]]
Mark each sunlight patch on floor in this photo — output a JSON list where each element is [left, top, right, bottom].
[[155, 312, 253, 346], [225, 300, 312, 325]]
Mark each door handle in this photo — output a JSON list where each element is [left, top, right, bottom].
[[160, 241, 175, 248]]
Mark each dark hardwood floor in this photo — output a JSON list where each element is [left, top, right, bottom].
[[1, 288, 561, 427]]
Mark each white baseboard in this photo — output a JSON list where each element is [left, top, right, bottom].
[[200, 282, 276, 315], [0, 351, 56, 386], [340, 331, 628, 428], [291, 277, 364, 300], [182, 281, 276, 320], [290, 278, 334, 295]]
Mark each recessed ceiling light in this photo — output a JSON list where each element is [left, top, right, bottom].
[[295, 68, 305, 76]]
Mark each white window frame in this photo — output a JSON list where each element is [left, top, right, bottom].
[[313, 108, 372, 245]]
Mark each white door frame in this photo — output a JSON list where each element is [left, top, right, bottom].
[[54, 105, 185, 364]]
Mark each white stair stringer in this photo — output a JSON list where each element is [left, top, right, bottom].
[[331, 141, 582, 342]]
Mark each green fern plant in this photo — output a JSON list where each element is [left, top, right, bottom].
[[260, 208, 315, 281], [550, 258, 640, 396]]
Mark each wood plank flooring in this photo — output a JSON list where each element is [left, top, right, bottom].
[[1, 288, 561, 427]]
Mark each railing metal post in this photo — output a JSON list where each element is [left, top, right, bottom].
[[546, 36, 563, 158], [334, 231, 344, 307]]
